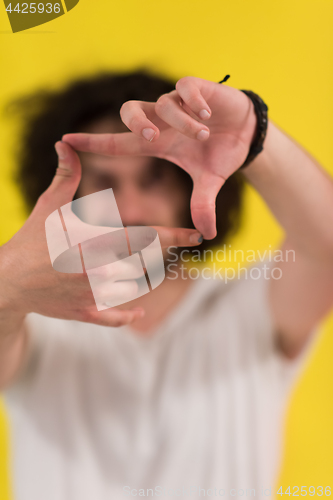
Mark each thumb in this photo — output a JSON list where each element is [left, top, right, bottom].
[[38, 141, 82, 215], [190, 174, 225, 240]]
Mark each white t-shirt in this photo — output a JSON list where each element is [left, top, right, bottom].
[[3, 267, 313, 500]]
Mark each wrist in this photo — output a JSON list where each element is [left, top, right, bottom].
[[240, 121, 280, 183]]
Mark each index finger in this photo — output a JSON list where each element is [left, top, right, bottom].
[[62, 132, 160, 157]]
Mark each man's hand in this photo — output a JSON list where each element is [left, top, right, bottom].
[[63, 77, 257, 239], [0, 141, 202, 329]]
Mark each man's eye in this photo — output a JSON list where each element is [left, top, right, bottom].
[[140, 169, 164, 189]]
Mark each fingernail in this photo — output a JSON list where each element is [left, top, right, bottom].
[[190, 233, 203, 244], [199, 109, 211, 120], [142, 128, 156, 141], [197, 129, 210, 141], [55, 142, 67, 160]]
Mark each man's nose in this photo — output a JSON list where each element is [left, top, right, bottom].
[[115, 185, 148, 226]]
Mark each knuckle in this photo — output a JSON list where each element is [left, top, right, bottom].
[[155, 94, 169, 112], [180, 120, 196, 135], [128, 114, 142, 132], [120, 100, 135, 114], [176, 78, 201, 107], [176, 76, 192, 89], [55, 166, 73, 178]]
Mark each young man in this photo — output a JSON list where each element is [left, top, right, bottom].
[[0, 71, 332, 499]]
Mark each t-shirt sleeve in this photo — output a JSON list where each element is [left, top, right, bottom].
[[222, 260, 321, 390], [2, 313, 80, 395]]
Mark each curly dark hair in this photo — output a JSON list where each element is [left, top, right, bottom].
[[7, 69, 244, 254]]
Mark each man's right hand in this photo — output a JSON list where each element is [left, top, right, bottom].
[[0, 141, 202, 328], [0, 141, 202, 388]]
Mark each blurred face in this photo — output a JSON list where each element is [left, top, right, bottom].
[[77, 117, 189, 229]]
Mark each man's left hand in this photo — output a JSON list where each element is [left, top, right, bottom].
[[63, 76, 257, 239]]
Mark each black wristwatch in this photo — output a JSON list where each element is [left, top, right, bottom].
[[218, 76, 269, 169], [239, 90, 268, 169]]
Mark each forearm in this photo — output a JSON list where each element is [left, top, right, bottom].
[[241, 120, 333, 260], [0, 299, 27, 389]]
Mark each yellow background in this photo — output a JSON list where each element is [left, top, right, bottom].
[[0, 0, 332, 497]]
